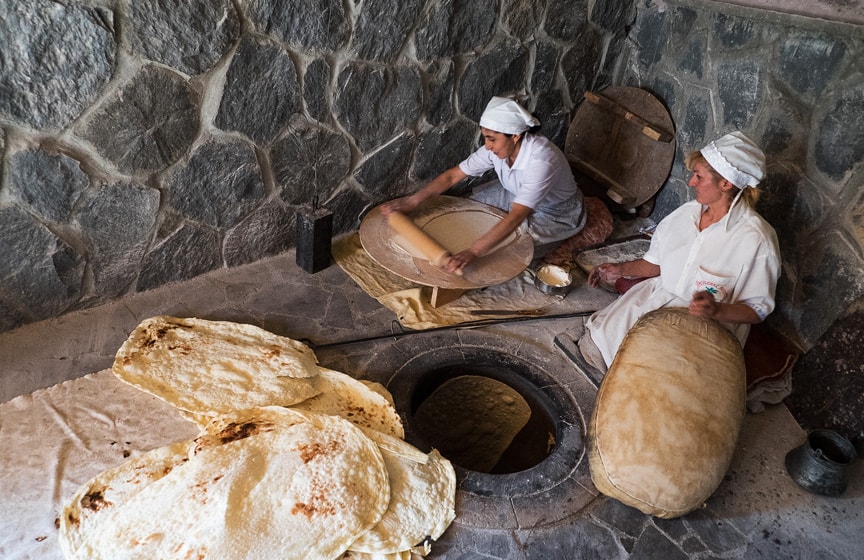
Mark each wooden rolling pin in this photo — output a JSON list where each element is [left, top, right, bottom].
[[386, 211, 462, 275]]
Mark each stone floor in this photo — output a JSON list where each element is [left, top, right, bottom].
[[2, 242, 863, 559]]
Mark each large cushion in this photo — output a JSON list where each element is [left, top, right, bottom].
[[588, 308, 746, 518]]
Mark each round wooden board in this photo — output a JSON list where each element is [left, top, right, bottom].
[[565, 86, 675, 209], [359, 196, 534, 289]]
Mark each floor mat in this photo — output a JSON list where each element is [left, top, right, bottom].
[[333, 233, 612, 330]]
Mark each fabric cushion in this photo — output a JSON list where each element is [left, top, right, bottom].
[[543, 197, 613, 267], [612, 276, 798, 406], [588, 308, 746, 518]]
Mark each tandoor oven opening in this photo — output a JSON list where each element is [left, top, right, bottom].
[[407, 357, 558, 474]]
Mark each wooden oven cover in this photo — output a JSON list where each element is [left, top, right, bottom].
[[565, 86, 676, 211]]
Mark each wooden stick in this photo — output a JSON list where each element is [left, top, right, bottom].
[[386, 211, 463, 275], [584, 91, 673, 143]]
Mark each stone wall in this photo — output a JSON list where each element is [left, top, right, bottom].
[[0, 0, 631, 332], [2, 0, 863, 359], [626, 0, 864, 352]]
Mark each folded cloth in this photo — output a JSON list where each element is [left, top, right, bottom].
[[743, 322, 799, 412], [333, 233, 604, 330], [746, 369, 792, 413]]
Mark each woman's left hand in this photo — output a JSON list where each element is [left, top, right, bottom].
[[444, 249, 476, 274], [689, 290, 719, 318]]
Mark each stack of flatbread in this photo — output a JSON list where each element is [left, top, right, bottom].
[[58, 316, 456, 560]]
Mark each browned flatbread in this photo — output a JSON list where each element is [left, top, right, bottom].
[[112, 316, 322, 420]]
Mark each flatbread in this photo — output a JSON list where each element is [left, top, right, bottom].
[[176, 367, 405, 440], [412, 375, 531, 472], [58, 441, 193, 558], [348, 429, 456, 556], [394, 210, 515, 258], [61, 407, 390, 560], [290, 367, 405, 439], [112, 316, 322, 419]]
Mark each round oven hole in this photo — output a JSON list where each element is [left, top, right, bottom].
[[408, 363, 557, 474]]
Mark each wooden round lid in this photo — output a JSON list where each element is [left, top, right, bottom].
[[565, 86, 676, 210], [359, 196, 534, 289]]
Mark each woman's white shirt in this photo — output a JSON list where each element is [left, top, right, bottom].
[[586, 198, 781, 366], [458, 133, 578, 210], [645, 199, 780, 320]]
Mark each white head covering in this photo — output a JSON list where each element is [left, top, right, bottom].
[[479, 96, 540, 135], [700, 131, 766, 189]]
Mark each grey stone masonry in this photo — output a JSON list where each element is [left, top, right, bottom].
[[0, 0, 862, 372], [0, 0, 606, 331], [0, 0, 115, 131]]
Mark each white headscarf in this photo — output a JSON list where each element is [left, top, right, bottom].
[[478, 96, 540, 135], [700, 131, 766, 189]]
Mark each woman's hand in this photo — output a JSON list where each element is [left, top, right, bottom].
[[381, 166, 470, 217], [588, 263, 623, 287], [380, 195, 420, 216], [443, 203, 531, 275], [689, 291, 763, 324], [588, 259, 660, 288], [444, 249, 477, 274], [689, 290, 719, 318]]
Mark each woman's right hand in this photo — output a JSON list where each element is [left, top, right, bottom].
[[588, 263, 623, 287], [380, 194, 420, 216]]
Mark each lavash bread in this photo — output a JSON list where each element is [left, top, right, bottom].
[[113, 316, 322, 420], [59, 316, 457, 559], [291, 367, 405, 439], [588, 308, 746, 518], [112, 317, 406, 439], [412, 375, 531, 472], [348, 428, 456, 555], [61, 407, 391, 560], [58, 441, 193, 558]]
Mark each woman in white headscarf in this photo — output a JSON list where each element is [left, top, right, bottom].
[[382, 96, 586, 274], [578, 131, 781, 373]]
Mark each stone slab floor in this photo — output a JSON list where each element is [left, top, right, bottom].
[[1, 245, 862, 559]]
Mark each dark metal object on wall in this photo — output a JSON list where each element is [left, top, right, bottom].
[[296, 203, 333, 274]]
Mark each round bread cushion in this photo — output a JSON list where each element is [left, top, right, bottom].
[[588, 308, 746, 518]]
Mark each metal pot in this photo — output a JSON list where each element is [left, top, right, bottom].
[[785, 429, 857, 497], [532, 264, 573, 296]]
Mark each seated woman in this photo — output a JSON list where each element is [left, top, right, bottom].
[[579, 131, 781, 373], [382, 96, 586, 274]]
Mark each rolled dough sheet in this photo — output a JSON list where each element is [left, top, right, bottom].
[[358, 196, 534, 290], [393, 210, 516, 259], [574, 237, 650, 291]]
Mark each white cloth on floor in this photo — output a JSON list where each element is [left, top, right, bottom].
[[746, 369, 793, 413], [0, 370, 198, 560]]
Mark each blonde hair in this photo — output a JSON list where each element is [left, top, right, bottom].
[[685, 150, 760, 207]]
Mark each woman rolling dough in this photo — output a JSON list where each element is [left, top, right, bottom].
[[382, 96, 586, 274]]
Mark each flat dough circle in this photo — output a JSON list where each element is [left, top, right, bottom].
[[394, 210, 516, 258], [358, 196, 534, 290]]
